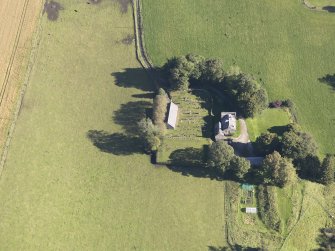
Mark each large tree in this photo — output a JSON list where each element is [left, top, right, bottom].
[[225, 73, 268, 118], [208, 140, 235, 174], [230, 156, 251, 180], [261, 151, 297, 187], [255, 132, 279, 156], [320, 154, 335, 185], [280, 125, 318, 160]]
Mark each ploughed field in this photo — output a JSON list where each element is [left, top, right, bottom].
[[0, 1, 226, 250], [142, 0, 335, 154]]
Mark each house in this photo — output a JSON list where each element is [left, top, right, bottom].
[[215, 112, 237, 141], [167, 101, 178, 129]]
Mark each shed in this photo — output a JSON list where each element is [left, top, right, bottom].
[[167, 101, 178, 129], [245, 207, 257, 214]]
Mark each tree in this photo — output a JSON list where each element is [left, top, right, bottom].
[[316, 228, 335, 250], [153, 88, 168, 131], [162, 56, 195, 91], [261, 151, 297, 187], [280, 125, 318, 160], [255, 132, 279, 156], [225, 73, 268, 118], [208, 141, 235, 174], [199, 58, 225, 83], [138, 118, 161, 152], [230, 156, 251, 180], [320, 154, 335, 185], [295, 154, 321, 181]]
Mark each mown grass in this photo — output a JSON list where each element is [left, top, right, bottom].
[[142, 0, 335, 155], [246, 109, 291, 141], [0, 1, 226, 250]]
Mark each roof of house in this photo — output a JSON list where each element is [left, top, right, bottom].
[[221, 113, 236, 131], [167, 102, 178, 129]]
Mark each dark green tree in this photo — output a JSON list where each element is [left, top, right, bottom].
[[199, 58, 225, 83], [225, 73, 268, 118], [230, 156, 251, 180], [320, 154, 335, 185], [295, 154, 321, 181], [261, 151, 297, 187], [280, 125, 318, 160], [255, 132, 279, 156], [208, 140, 235, 174]]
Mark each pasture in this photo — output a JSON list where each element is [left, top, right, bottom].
[[142, 0, 335, 155], [0, 1, 226, 250]]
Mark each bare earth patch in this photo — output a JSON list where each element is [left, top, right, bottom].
[[121, 34, 134, 45]]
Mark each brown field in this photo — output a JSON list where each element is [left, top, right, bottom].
[[0, 0, 43, 152]]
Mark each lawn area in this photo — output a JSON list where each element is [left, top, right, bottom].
[[158, 90, 212, 165], [142, 0, 335, 155], [246, 108, 292, 141], [0, 1, 226, 250]]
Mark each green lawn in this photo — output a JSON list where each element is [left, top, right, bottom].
[[309, 0, 335, 7], [0, 1, 226, 250], [142, 0, 335, 155], [246, 109, 291, 141]]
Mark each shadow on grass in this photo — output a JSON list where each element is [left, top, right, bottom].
[[111, 68, 154, 92], [208, 245, 262, 251], [167, 147, 223, 180], [113, 100, 152, 135], [319, 74, 335, 91], [87, 130, 142, 155], [323, 6, 335, 12], [268, 125, 290, 136]]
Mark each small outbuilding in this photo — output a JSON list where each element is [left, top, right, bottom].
[[245, 207, 257, 214], [167, 101, 179, 129]]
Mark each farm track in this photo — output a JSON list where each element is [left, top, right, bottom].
[[0, 0, 43, 177]]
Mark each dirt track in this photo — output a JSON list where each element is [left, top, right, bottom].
[[0, 0, 42, 149]]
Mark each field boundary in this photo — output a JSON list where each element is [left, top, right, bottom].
[[302, 0, 335, 12], [0, 0, 44, 179]]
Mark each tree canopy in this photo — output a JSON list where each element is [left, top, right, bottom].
[[208, 140, 235, 174]]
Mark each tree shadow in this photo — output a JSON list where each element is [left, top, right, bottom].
[[87, 130, 142, 155], [208, 245, 262, 251], [132, 93, 154, 99], [267, 125, 290, 136], [112, 100, 152, 135], [111, 68, 154, 92], [323, 6, 335, 12], [319, 74, 335, 91], [167, 147, 223, 180]]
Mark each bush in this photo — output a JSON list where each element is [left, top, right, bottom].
[[257, 185, 281, 232], [153, 88, 169, 131], [138, 118, 162, 152], [283, 99, 298, 122], [269, 100, 283, 108]]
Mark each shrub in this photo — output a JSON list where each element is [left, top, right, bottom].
[[257, 185, 281, 232], [138, 118, 162, 152], [269, 100, 283, 108], [153, 88, 169, 131]]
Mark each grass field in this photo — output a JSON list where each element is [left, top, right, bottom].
[[309, 0, 335, 7], [246, 108, 292, 141], [142, 0, 335, 155], [0, 1, 226, 250]]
